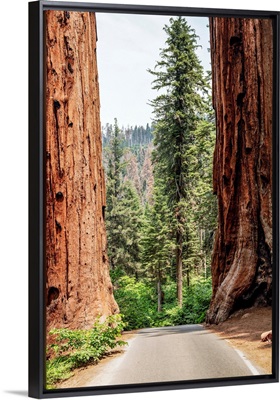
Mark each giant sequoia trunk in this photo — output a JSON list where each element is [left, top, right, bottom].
[[206, 18, 273, 324], [45, 10, 118, 331]]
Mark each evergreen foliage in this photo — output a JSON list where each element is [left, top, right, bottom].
[[140, 176, 174, 311], [148, 17, 212, 305], [111, 275, 212, 330]]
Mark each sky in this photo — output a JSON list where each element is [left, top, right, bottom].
[[95, 13, 211, 128]]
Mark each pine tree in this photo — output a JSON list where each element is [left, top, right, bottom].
[[105, 119, 126, 270], [186, 85, 217, 277], [141, 144, 154, 205], [141, 176, 174, 311], [105, 119, 144, 277], [118, 181, 144, 277], [149, 17, 209, 306]]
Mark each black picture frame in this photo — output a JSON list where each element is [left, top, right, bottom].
[[29, 1, 280, 398]]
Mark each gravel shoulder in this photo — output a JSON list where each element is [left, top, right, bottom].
[[205, 306, 273, 374]]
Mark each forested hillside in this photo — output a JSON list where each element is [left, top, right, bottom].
[[102, 17, 217, 330], [102, 123, 154, 205]]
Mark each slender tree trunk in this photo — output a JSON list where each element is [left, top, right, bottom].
[[186, 268, 190, 287], [157, 275, 162, 313], [176, 233, 183, 307], [206, 18, 273, 324], [45, 10, 118, 332]]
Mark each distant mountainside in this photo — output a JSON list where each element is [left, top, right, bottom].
[[102, 123, 154, 205]]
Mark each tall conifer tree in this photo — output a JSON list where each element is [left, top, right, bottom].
[[141, 176, 174, 311], [149, 17, 208, 306], [105, 119, 125, 270]]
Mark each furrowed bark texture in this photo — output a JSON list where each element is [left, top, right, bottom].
[[207, 18, 273, 324], [45, 10, 118, 331]]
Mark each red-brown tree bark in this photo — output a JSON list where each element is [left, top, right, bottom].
[[45, 10, 118, 331], [206, 17, 273, 324]]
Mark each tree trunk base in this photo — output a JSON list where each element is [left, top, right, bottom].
[[207, 17, 273, 324]]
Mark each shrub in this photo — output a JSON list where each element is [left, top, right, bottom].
[[167, 278, 212, 325], [46, 314, 127, 388], [113, 275, 157, 330], [113, 275, 212, 330]]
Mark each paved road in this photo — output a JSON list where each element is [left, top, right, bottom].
[[87, 324, 261, 386]]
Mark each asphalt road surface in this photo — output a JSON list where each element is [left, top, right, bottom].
[[87, 324, 261, 386]]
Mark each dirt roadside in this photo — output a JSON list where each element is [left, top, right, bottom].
[[205, 306, 273, 374]]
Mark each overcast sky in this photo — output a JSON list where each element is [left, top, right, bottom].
[[96, 13, 211, 128]]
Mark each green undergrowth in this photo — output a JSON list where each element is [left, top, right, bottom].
[[156, 277, 212, 327], [46, 314, 127, 389], [113, 275, 212, 330]]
